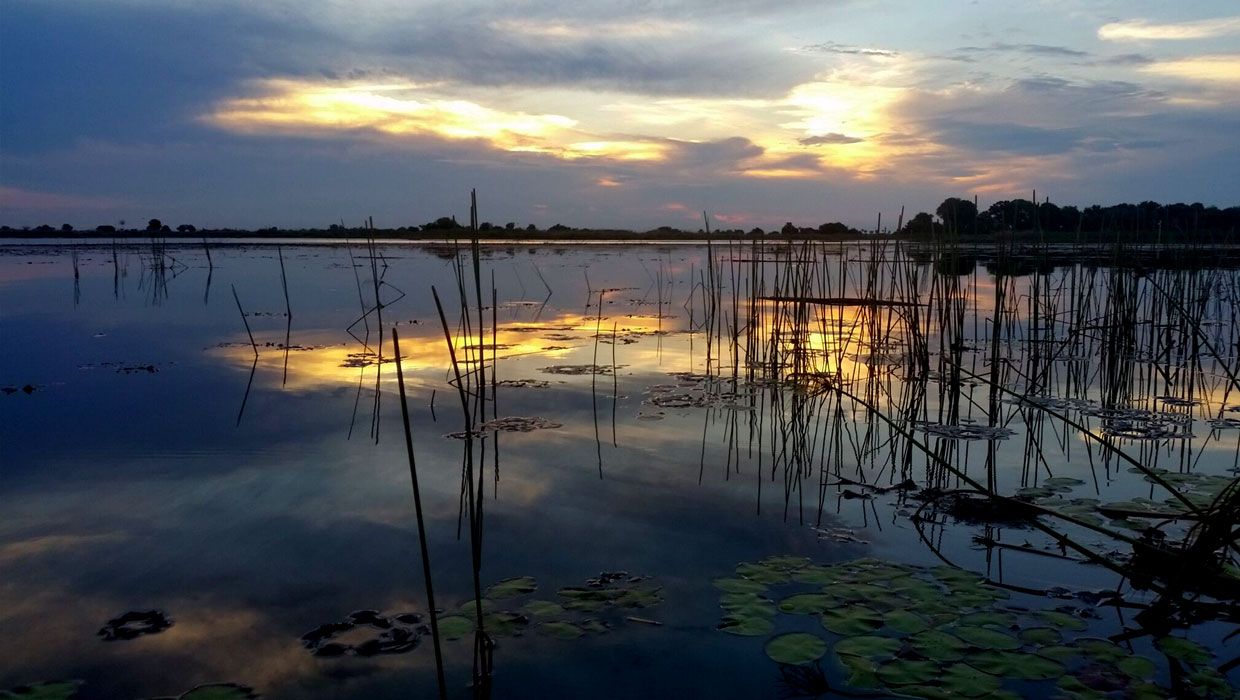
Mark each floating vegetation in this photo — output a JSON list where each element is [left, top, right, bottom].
[[480, 416, 562, 433], [300, 609, 427, 657], [718, 556, 1234, 698], [98, 610, 172, 641], [913, 421, 1015, 441], [494, 379, 551, 389], [0, 681, 81, 699], [539, 364, 620, 376], [1, 384, 37, 395]]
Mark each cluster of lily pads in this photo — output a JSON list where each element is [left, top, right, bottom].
[[913, 421, 1016, 442], [1, 681, 255, 700], [1017, 469, 1238, 534], [300, 610, 428, 657], [302, 573, 664, 654], [437, 573, 663, 641], [715, 555, 1236, 699]]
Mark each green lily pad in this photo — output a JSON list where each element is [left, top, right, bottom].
[[579, 619, 610, 634], [942, 663, 1002, 697], [1036, 610, 1088, 631], [1019, 627, 1061, 645], [177, 685, 258, 700], [521, 600, 564, 618], [1185, 668, 1232, 697], [1075, 638, 1127, 663], [966, 650, 1064, 680], [764, 632, 827, 665], [876, 659, 939, 685], [883, 610, 929, 634], [1037, 645, 1078, 662], [953, 626, 1021, 651], [1057, 675, 1107, 699], [1117, 656, 1156, 680], [834, 635, 901, 659], [779, 594, 833, 615], [761, 555, 812, 572], [821, 606, 883, 635], [1156, 636, 1211, 665], [837, 653, 880, 689], [716, 615, 775, 636], [959, 611, 1017, 629], [909, 630, 968, 661], [614, 586, 662, 608], [435, 615, 473, 641], [537, 621, 583, 639], [791, 565, 841, 584], [481, 611, 528, 637], [736, 562, 790, 584], [486, 576, 538, 599], [1, 682, 82, 700], [713, 577, 768, 594]]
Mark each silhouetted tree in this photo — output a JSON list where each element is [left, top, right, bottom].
[[177, 224, 196, 233], [780, 222, 798, 235], [96, 224, 116, 233], [61, 223, 73, 232], [146, 219, 162, 231], [900, 212, 941, 236], [936, 198, 978, 234]]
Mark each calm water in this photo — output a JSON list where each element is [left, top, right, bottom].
[[2, 241, 1237, 699]]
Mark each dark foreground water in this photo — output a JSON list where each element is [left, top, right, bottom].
[[2, 240, 1237, 699]]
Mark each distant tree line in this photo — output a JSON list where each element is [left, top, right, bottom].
[[3, 198, 1236, 238], [902, 198, 1240, 236]]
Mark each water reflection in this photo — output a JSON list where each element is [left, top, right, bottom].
[[1, 239, 1237, 698]]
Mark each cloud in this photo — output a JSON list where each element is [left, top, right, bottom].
[[796, 42, 898, 58], [1099, 16, 1240, 41], [799, 133, 863, 145], [1141, 55, 1240, 83], [958, 43, 1089, 58]]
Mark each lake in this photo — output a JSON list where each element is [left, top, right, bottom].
[[2, 238, 1237, 699]]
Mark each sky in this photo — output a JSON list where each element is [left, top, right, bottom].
[[1, 0, 1238, 230]]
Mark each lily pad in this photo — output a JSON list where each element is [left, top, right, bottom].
[[941, 663, 1001, 696], [486, 576, 538, 599], [736, 562, 790, 584], [1019, 627, 1061, 645], [909, 630, 968, 661], [713, 577, 768, 594], [765, 632, 827, 665], [966, 650, 1064, 680], [834, 635, 901, 659], [537, 621, 583, 639], [791, 565, 840, 584], [1, 682, 81, 700], [521, 600, 564, 618], [779, 594, 833, 615], [953, 626, 1021, 651], [716, 615, 775, 636], [1036, 610, 1088, 631], [1156, 636, 1211, 665], [434, 615, 473, 641], [1117, 656, 1156, 680], [882, 610, 929, 634], [876, 659, 939, 686], [821, 606, 883, 635]]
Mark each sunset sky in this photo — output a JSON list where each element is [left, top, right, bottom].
[[2, 0, 1238, 230]]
